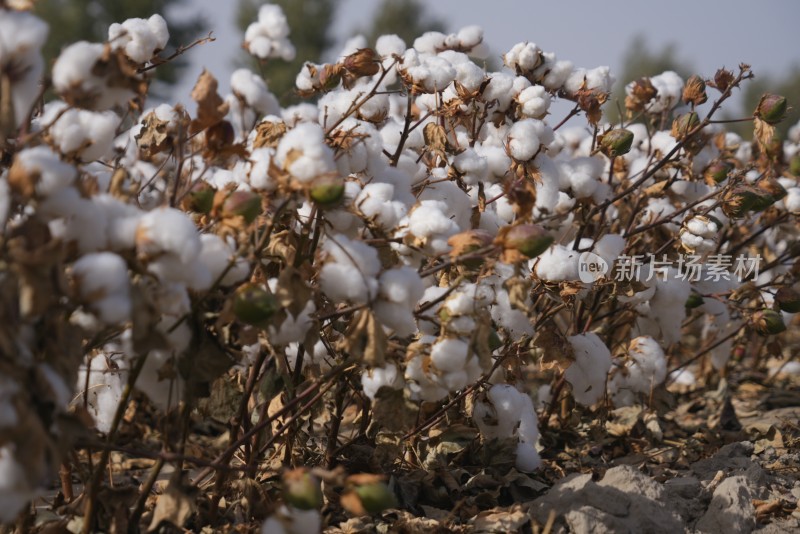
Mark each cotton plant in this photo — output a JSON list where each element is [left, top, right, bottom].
[[2, 1, 800, 528]]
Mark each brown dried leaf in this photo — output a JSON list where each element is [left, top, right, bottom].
[[341, 309, 387, 367], [503, 275, 531, 312], [533, 321, 575, 371], [252, 120, 287, 149], [754, 116, 775, 152], [471, 505, 530, 533], [190, 69, 229, 133], [135, 110, 171, 157]]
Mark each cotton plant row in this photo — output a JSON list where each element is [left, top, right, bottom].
[[0, 1, 798, 529]]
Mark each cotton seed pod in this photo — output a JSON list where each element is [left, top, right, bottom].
[[598, 128, 634, 158], [309, 175, 345, 206], [671, 112, 701, 140], [722, 186, 760, 218], [713, 68, 735, 93], [704, 161, 734, 184], [283, 470, 323, 511], [775, 287, 800, 313], [497, 224, 553, 259], [757, 177, 787, 202], [752, 309, 787, 336], [221, 191, 262, 223], [343, 48, 380, 77], [682, 75, 708, 106], [319, 63, 343, 91], [353, 482, 397, 514], [182, 181, 216, 214], [756, 94, 788, 125], [233, 284, 278, 326], [685, 293, 704, 309]]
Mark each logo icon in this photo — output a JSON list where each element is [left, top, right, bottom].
[[578, 251, 609, 283]]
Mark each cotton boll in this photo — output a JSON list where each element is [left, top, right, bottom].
[[535, 244, 581, 282], [275, 122, 336, 183], [504, 42, 543, 72], [594, 234, 626, 265], [320, 234, 381, 304], [11, 145, 76, 197], [627, 336, 667, 387], [231, 68, 280, 116], [244, 4, 296, 61], [647, 71, 684, 113], [0, 8, 48, 127], [196, 234, 250, 287], [136, 207, 201, 264], [515, 442, 542, 472], [669, 368, 696, 386], [784, 188, 800, 213], [361, 364, 404, 401], [52, 41, 135, 109], [565, 66, 615, 95], [72, 252, 131, 324], [108, 14, 169, 63], [376, 34, 405, 58], [136, 349, 184, 411], [405, 355, 449, 402], [507, 119, 554, 161], [49, 108, 120, 162], [491, 289, 534, 337], [452, 148, 489, 185], [483, 72, 517, 112], [474, 144, 511, 182], [517, 85, 551, 119], [268, 300, 316, 346], [430, 338, 470, 373], [565, 333, 612, 406], [76, 353, 126, 433]]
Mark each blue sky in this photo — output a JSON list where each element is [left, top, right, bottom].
[[173, 0, 800, 111]]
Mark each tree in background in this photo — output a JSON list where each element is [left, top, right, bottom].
[[606, 35, 693, 125], [34, 0, 205, 86], [237, 0, 336, 104], [364, 0, 445, 48]]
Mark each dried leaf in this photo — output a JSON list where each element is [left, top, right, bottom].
[[471, 504, 530, 533], [753, 116, 775, 152], [190, 69, 229, 133], [135, 110, 171, 157], [534, 321, 575, 371], [340, 309, 387, 367]]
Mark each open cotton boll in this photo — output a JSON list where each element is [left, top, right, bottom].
[[11, 145, 76, 197], [405, 354, 449, 402], [108, 14, 169, 63], [319, 234, 380, 304], [517, 85, 550, 119], [559, 156, 603, 199], [72, 252, 131, 323], [361, 363, 404, 401], [453, 148, 489, 185], [231, 68, 280, 116], [564, 66, 615, 95], [404, 199, 461, 254], [646, 71, 684, 113], [535, 244, 581, 282], [783, 188, 800, 213], [504, 42, 543, 72], [565, 333, 612, 406], [136, 207, 201, 264], [49, 108, 120, 162], [430, 338, 470, 373], [52, 41, 135, 110], [0, 8, 48, 128], [75, 353, 127, 433], [196, 234, 250, 287], [401, 51, 456, 93], [418, 176, 472, 229], [268, 300, 316, 346], [275, 122, 336, 183], [627, 336, 667, 387], [244, 4, 295, 61], [594, 234, 626, 265], [376, 34, 405, 58], [507, 119, 554, 161]]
